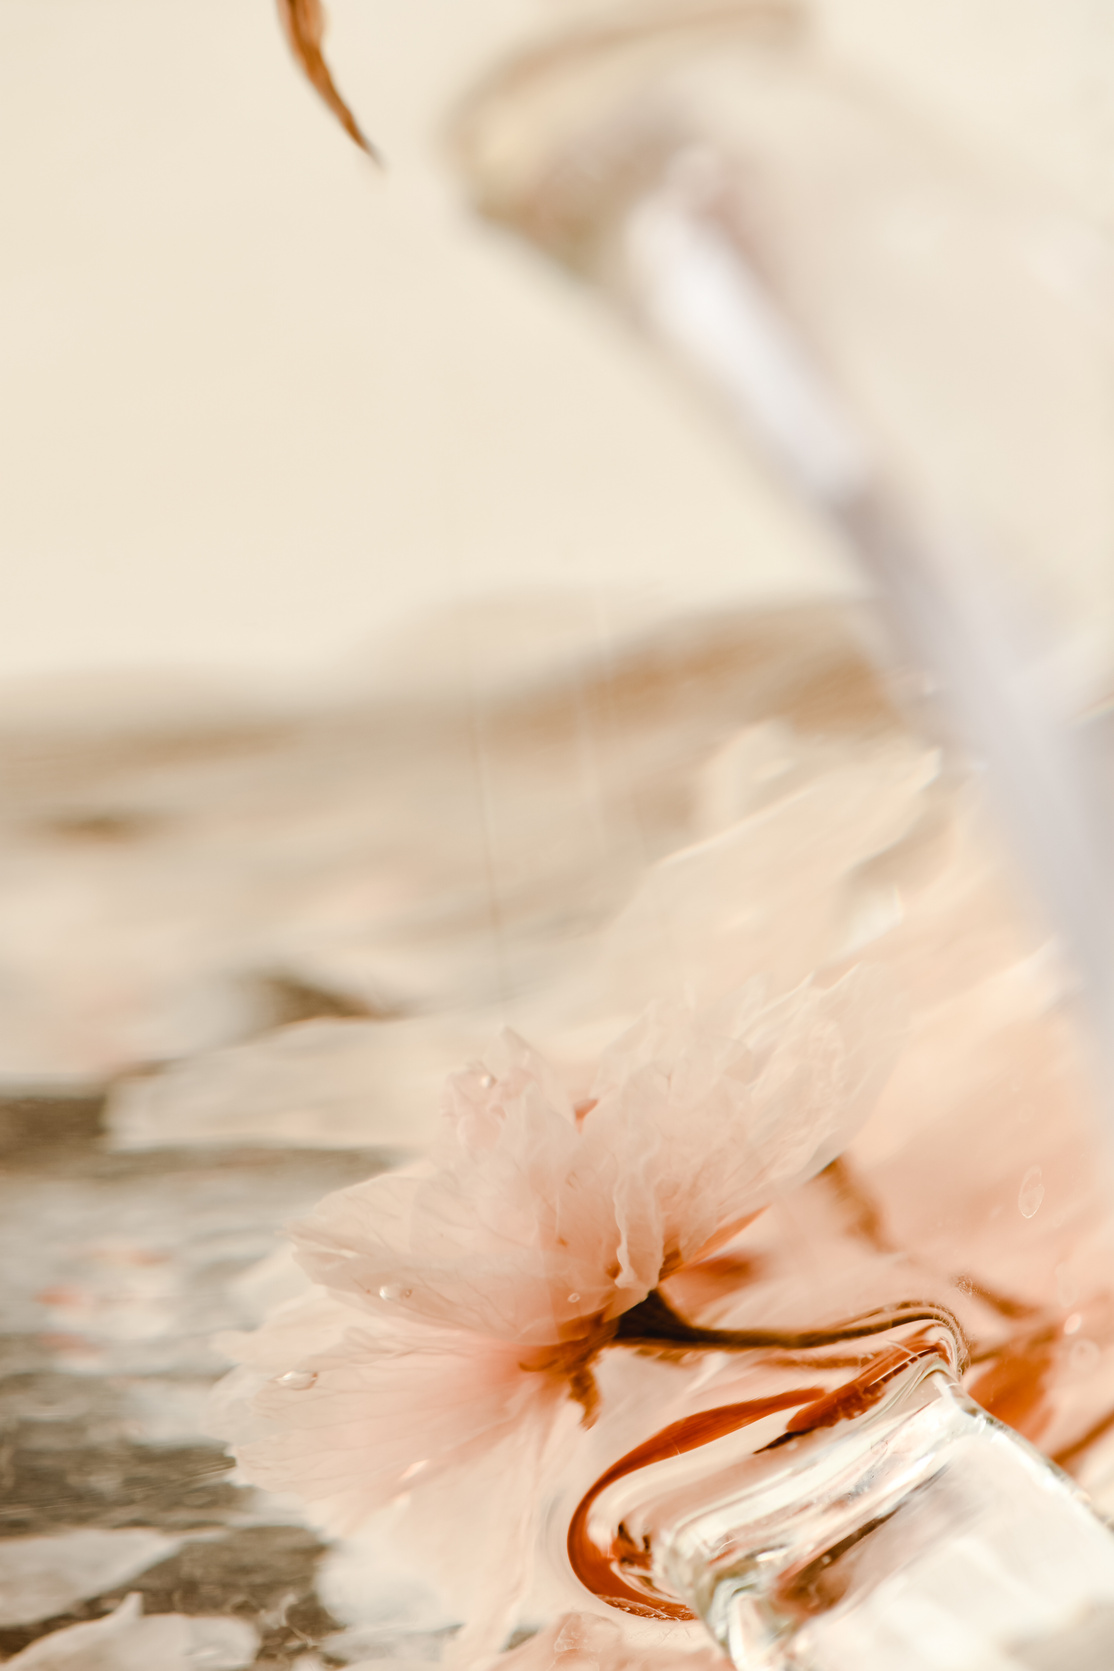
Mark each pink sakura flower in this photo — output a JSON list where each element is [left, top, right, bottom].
[[211, 971, 896, 1658]]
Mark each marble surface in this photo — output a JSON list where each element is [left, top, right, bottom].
[[0, 1089, 391, 1667]]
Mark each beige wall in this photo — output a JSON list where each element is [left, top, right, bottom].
[[1, 1, 1110, 691]]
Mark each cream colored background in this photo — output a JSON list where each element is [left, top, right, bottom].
[[1, 0, 1111, 688]]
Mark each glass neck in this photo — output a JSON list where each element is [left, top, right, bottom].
[[450, 12, 1114, 1074]]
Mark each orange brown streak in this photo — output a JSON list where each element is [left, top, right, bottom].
[[784, 1337, 949, 1437], [567, 1390, 823, 1618], [1053, 1402, 1114, 1472], [953, 1273, 1041, 1322], [967, 1333, 1057, 1442], [663, 1252, 767, 1315], [522, 1321, 618, 1426], [820, 1156, 894, 1254]]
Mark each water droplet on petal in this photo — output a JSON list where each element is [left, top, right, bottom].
[[1064, 1312, 1083, 1336], [401, 1458, 429, 1480], [1071, 1338, 1101, 1373], [567, 1292, 581, 1304], [479, 1073, 495, 1089], [1018, 1166, 1044, 1219], [378, 1283, 413, 1302], [1055, 1263, 1079, 1309], [275, 1369, 316, 1390]]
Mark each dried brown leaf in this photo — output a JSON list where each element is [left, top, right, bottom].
[[276, 0, 381, 161]]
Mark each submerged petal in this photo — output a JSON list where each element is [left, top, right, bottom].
[[492, 1611, 728, 1671], [291, 1034, 629, 1346]]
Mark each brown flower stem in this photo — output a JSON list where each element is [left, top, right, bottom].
[[612, 1287, 970, 1369]]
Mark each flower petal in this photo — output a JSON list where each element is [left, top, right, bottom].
[[588, 968, 903, 1275], [292, 1033, 629, 1345], [212, 1295, 561, 1535]]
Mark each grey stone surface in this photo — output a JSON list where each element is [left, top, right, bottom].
[[0, 1093, 393, 1666]]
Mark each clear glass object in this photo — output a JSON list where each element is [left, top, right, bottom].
[[203, 7, 1114, 1670]]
